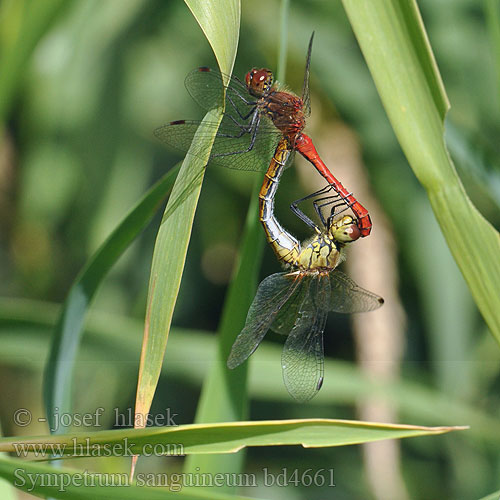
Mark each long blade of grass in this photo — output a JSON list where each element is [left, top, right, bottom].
[[341, 0, 500, 341], [185, 0, 240, 79], [0, 420, 467, 456], [43, 165, 180, 433], [132, 0, 240, 475], [446, 122, 500, 214], [184, 2, 287, 482]]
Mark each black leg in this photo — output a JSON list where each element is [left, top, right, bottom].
[[226, 87, 257, 106], [225, 94, 257, 121], [290, 186, 335, 231], [290, 184, 355, 231], [212, 115, 261, 159], [313, 193, 354, 227], [290, 201, 319, 231]]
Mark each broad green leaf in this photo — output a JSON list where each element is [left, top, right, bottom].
[[0, 420, 467, 456], [132, 0, 240, 474], [341, 0, 500, 341], [0, 456, 256, 500], [185, 3, 283, 481], [185, 0, 240, 78], [446, 122, 500, 214], [43, 166, 180, 433]]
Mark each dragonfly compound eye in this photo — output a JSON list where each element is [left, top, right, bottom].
[[246, 68, 273, 97], [333, 223, 361, 243]]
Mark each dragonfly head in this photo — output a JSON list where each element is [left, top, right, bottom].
[[330, 215, 361, 244], [245, 68, 274, 97]]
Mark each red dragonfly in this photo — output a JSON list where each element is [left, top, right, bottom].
[[155, 33, 372, 236]]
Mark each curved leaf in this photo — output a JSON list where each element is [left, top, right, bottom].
[[341, 0, 500, 340], [0, 419, 467, 456], [132, 1, 240, 476]]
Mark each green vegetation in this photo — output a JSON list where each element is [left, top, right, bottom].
[[0, 0, 499, 499]]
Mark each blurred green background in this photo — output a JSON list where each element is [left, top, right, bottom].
[[1, 0, 500, 499]]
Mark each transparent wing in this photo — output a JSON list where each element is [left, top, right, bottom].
[[281, 276, 327, 402], [186, 67, 301, 117], [185, 67, 255, 119], [329, 270, 384, 313], [227, 272, 304, 369], [301, 32, 315, 117], [271, 274, 313, 335], [154, 117, 283, 172]]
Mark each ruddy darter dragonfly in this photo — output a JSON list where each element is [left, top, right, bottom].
[[154, 33, 372, 236], [226, 139, 383, 402]]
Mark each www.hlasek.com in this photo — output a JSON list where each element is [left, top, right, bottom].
[[12, 438, 183, 458], [14, 468, 335, 492]]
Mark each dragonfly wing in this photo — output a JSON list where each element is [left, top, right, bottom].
[[154, 118, 283, 172], [207, 118, 282, 171], [271, 274, 312, 335], [328, 270, 384, 313], [281, 277, 327, 402], [227, 272, 303, 369], [185, 67, 255, 118], [301, 32, 314, 117]]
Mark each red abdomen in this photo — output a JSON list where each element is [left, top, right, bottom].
[[294, 134, 372, 237]]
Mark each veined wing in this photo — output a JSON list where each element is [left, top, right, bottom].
[[185, 67, 254, 119], [281, 276, 327, 402], [227, 272, 304, 369], [271, 273, 314, 335], [328, 270, 384, 313], [154, 117, 283, 172], [301, 32, 314, 118], [186, 67, 301, 118]]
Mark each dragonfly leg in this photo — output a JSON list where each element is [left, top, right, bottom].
[[290, 189, 332, 231], [290, 184, 338, 229], [313, 192, 354, 227], [217, 109, 261, 139], [221, 104, 258, 133], [226, 84, 257, 106], [290, 202, 320, 231], [212, 115, 261, 159], [240, 105, 259, 120], [225, 94, 257, 121]]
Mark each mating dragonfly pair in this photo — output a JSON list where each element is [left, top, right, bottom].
[[155, 34, 383, 402]]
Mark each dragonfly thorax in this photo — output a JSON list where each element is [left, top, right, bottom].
[[245, 68, 274, 97], [297, 232, 342, 270], [262, 91, 305, 142]]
